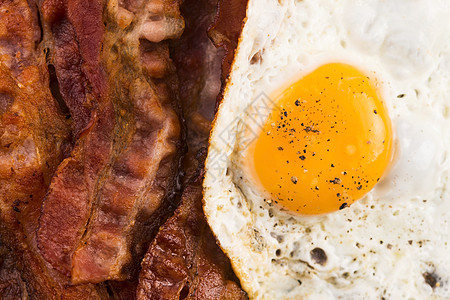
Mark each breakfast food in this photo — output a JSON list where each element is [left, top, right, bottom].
[[0, 0, 247, 298], [137, 0, 248, 298], [0, 0, 110, 298], [204, 0, 450, 299], [138, 170, 248, 300], [36, 0, 183, 284]]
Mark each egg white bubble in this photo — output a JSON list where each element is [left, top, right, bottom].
[[204, 0, 450, 299]]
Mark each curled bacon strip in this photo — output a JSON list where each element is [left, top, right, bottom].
[[36, 0, 184, 284], [137, 0, 248, 298], [0, 0, 109, 298]]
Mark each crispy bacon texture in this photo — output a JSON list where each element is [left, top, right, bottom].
[[36, 0, 184, 284], [0, 240, 28, 300], [0, 0, 110, 298], [137, 171, 247, 300], [136, 0, 248, 298]]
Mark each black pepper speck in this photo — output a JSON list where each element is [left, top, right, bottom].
[[291, 176, 298, 184]]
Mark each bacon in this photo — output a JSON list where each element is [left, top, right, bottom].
[[40, 0, 106, 138], [119, 0, 185, 42], [137, 171, 248, 300], [36, 0, 115, 278], [0, 0, 109, 298], [36, 0, 183, 283], [0, 240, 27, 300], [208, 0, 248, 81], [1, 0, 249, 295], [137, 0, 248, 298]]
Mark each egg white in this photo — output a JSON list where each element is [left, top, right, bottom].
[[204, 0, 450, 299]]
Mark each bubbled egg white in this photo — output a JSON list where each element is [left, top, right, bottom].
[[203, 0, 450, 299]]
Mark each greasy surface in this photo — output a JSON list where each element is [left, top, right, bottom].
[[137, 0, 248, 298], [0, 0, 109, 298], [173, 0, 226, 176], [36, 0, 183, 283], [208, 0, 248, 83], [1, 0, 248, 297], [0, 240, 27, 300], [137, 175, 247, 300]]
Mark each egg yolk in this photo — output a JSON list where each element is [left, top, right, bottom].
[[252, 63, 393, 215]]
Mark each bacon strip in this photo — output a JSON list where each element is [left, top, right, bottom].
[[0, 0, 109, 298], [137, 0, 248, 298], [137, 172, 247, 300], [36, 0, 115, 278], [36, 0, 184, 283]]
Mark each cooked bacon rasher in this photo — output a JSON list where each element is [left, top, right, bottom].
[[36, 0, 184, 284], [137, 166, 247, 300], [136, 0, 248, 298], [0, 0, 109, 298]]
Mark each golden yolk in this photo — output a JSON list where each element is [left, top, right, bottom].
[[252, 63, 393, 215]]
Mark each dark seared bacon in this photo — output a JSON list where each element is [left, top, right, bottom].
[[137, 172, 247, 300], [36, 0, 184, 284], [0, 240, 27, 300], [0, 0, 109, 298], [137, 0, 248, 298], [208, 0, 248, 82], [106, 279, 138, 300], [173, 0, 225, 159]]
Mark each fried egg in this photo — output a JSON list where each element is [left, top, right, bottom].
[[203, 0, 450, 299]]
